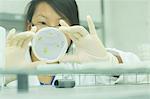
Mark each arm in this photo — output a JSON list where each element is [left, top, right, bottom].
[[59, 16, 118, 64], [5, 27, 45, 85]]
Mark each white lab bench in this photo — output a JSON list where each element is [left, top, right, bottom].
[[1, 63, 150, 99], [0, 84, 150, 99]]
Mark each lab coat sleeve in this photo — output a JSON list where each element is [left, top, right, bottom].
[[7, 76, 40, 87], [111, 48, 149, 84], [6, 47, 40, 87]]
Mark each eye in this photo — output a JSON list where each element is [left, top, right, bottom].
[[53, 24, 61, 28], [32, 23, 35, 26], [38, 21, 47, 25], [41, 22, 46, 25]]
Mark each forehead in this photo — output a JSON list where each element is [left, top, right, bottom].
[[33, 2, 61, 19]]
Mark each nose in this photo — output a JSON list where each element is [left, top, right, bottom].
[[34, 25, 48, 32]]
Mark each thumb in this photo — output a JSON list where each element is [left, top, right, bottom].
[[6, 28, 16, 47], [31, 26, 37, 33], [7, 28, 16, 40], [60, 55, 79, 63], [59, 24, 71, 39], [59, 20, 70, 27], [28, 61, 47, 69]]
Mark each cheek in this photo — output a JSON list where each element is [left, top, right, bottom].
[[35, 25, 47, 32]]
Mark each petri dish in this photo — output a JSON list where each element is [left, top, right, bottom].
[[32, 27, 68, 63]]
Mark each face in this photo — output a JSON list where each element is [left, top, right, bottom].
[[30, 2, 71, 46]]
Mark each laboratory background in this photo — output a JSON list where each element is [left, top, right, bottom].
[[1, 0, 150, 61], [1, 0, 150, 99]]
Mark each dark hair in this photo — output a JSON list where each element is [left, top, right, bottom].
[[25, 0, 79, 54], [25, 0, 80, 29]]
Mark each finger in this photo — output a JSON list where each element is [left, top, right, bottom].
[[59, 26, 70, 36], [70, 35, 79, 42], [11, 37, 22, 47], [59, 20, 70, 27], [60, 55, 79, 63], [59, 26, 82, 39], [69, 26, 89, 37], [19, 32, 35, 48], [87, 15, 97, 35], [59, 26, 89, 43], [12, 32, 35, 47], [11, 33, 25, 47], [31, 26, 37, 33], [70, 33, 82, 40], [16, 33, 32, 48], [7, 28, 16, 40], [22, 34, 34, 49], [68, 33, 79, 42], [7, 28, 16, 46], [11, 33, 28, 47], [17, 35, 32, 48], [16, 39, 24, 48], [28, 61, 47, 69], [14, 31, 35, 39], [23, 61, 47, 70], [60, 26, 88, 37], [59, 26, 78, 42]]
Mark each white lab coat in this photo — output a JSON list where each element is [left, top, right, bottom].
[[5, 48, 149, 87], [5, 48, 40, 87]]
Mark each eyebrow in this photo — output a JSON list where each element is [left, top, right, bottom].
[[58, 17, 63, 20], [36, 15, 63, 21], [36, 15, 48, 19]]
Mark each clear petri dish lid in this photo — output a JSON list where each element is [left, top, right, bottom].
[[32, 27, 68, 63]]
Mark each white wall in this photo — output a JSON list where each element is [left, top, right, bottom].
[[76, 0, 104, 41], [76, 0, 102, 22], [0, 0, 102, 21], [0, 0, 31, 14], [104, 0, 150, 57], [0, 0, 104, 40]]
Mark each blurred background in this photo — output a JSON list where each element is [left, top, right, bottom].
[[0, 0, 150, 61]]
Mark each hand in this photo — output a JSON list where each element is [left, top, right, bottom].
[[6, 27, 45, 70], [59, 16, 109, 62]]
